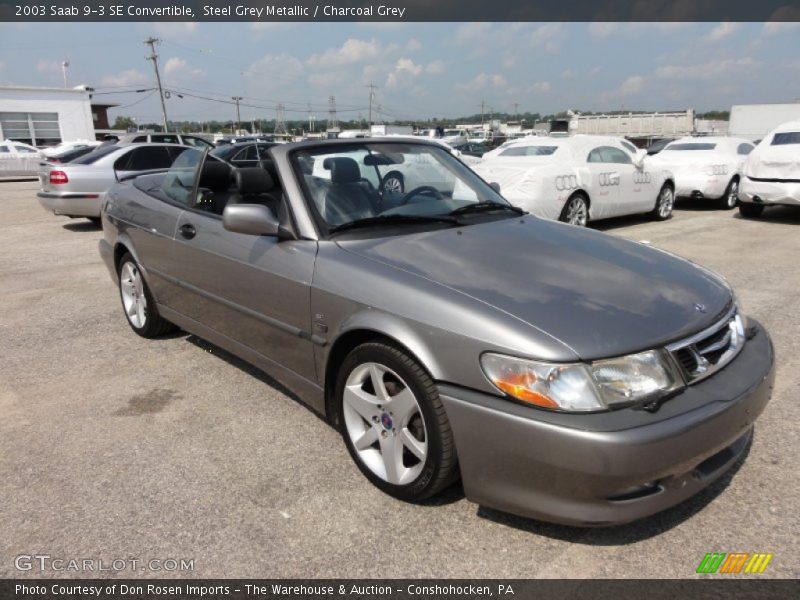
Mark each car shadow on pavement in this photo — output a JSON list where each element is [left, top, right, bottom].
[[476, 435, 752, 545], [184, 334, 329, 426], [590, 214, 660, 231], [673, 198, 726, 212], [734, 206, 800, 225], [62, 220, 101, 232]]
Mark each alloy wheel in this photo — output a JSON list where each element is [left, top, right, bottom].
[[120, 262, 147, 329], [566, 197, 588, 226], [727, 180, 739, 208], [342, 362, 428, 486], [658, 186, 675, 218], [383, 176, 403, 193]]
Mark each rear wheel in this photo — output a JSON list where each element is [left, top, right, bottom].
[[738, 203, 764, 219], [558, 193, 589, 226], [651, 184, 674, 221], [718, 178, 739, 210], [337, 342, 459, 501], [118, 253, 175, 338]]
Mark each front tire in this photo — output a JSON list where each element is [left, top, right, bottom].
[[558, 192, 589, 226], [739, 203, 764, 219], [651, 184, 675, 221], [718, 178, 739, 210], [118, 253, 175, 338], [336, 342, 459, 501], [381, 172, 405, 194]]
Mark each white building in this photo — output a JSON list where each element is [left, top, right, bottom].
[[0, 85, 96, 146]]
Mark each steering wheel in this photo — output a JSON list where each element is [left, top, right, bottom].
[[399, 185, 444, 206]]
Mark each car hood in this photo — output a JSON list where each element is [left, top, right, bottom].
[[337, 217, 732, 360]]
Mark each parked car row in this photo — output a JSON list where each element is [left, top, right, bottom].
[[85, 138, 773, 526]]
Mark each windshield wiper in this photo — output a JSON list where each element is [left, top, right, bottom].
[[329, 214, 460, 235], [448, 201, 526, 217]]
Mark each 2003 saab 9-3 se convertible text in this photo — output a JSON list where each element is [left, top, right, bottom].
[[98, 140, 774, 526]]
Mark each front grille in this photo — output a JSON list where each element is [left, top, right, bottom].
[[667, 307, 744, 384]]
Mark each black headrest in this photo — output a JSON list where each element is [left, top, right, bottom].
[[234, 167, 274, 195], [199, 161, 232, 191], [257, 159, 279, 182], [324, 157, 361, 184]]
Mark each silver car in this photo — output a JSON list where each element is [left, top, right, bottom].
[[38, 143, 186, 222], [99, 141, 774, 526]]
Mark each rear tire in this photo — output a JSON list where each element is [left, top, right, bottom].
[[117, 253, 176, 338], [738, 203, 764, 219], [336, 342, 459, 502], [558, 192, 589, 226], [651, 184, 674, 221], [718, 178, 739, 210]]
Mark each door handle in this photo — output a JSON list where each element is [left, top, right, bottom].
[[179, 223, 196, 240]]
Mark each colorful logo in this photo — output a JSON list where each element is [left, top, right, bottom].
[[696, 552, 773, 574]]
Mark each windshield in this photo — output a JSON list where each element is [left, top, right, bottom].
[[772, 132, 800, 145], [665, 143, 717, 151], [499, 145, 558, 157], [293, 142, 510, 234]]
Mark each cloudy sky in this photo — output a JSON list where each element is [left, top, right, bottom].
[[1, 21, 799, 124]]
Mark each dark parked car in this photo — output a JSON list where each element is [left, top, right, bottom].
[[210, 141, 278, 169], [98, 140, 774, 526], [449, 141, 490, 157]]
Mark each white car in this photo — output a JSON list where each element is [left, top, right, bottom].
[[738, 120, 800, 218], [473, 135, 675, 226], [647, 136, 755, 209], [0, 140, 43, 172]]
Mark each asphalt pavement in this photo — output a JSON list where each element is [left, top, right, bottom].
[[1, 181, 797, 578]]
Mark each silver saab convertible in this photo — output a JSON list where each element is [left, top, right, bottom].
[[99, 140, 774, 526]]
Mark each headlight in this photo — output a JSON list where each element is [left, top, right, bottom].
[[481, 350, 683, 412]]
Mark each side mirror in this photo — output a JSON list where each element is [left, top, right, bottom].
[[633, 149, 647, 169], [222, 204, 279, 236], [489, 182, 501, 193]]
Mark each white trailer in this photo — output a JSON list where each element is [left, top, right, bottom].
[[570, 110, 696, 138], [729, 103, 800, 142], [370, 124, 413, 136]]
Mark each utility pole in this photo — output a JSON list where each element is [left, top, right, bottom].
[[513, 103, 518, 119], [367, 83, 378, 130], [144, 37, 169, 133], [61, 61, 69, 88], [231, 96, 243, 133], [480, 99, 486, 127], [274, 103, 287, 136]]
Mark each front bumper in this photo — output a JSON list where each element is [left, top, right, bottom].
[[739, 177, 800, 207], [37, 191, 102, 217], [439, 320, 774, 526], [673, 172, 729, 199]]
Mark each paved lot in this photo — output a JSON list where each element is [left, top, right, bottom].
[[1, 181, 798, 579]]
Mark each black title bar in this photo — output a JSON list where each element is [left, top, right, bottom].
[[1, 0, 800, 22]]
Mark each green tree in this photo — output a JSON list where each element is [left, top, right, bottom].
[[112, 116, 137, 131]]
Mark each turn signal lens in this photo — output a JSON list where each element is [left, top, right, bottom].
[[481, 353, 602, 411]]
